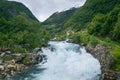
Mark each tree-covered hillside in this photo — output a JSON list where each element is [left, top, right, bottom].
[[0, 0, 37, 21], [0, 0, 50, 53], [88, 4, 120, 42], [63, 0, 120, 31]]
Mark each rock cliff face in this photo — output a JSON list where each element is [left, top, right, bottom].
[[86, 44, 118, 80]]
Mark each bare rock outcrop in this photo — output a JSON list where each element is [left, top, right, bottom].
[[86, 44, 118, 80]]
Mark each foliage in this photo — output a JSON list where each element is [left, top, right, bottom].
[[88, 4, 120, 42], [62, 0, 120, 31], [0, 0, 37, 20], [0, 13, 50, 53], [112, 12, 120, 41], [111, 48, 120, 71], [0, 0, 51, 53]]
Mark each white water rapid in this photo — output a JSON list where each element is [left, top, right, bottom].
[[9, 41, 101, 80]]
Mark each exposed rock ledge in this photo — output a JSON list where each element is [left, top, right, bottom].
[[0, 48, 43, 79], [85, 44, 119, 80]]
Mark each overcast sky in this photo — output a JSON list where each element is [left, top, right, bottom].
[[9, 0, 86, 22]]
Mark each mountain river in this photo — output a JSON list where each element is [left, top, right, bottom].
[[9, 41, 101, 80]]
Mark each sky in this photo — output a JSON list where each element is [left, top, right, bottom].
[[9, 0, 86, 22]]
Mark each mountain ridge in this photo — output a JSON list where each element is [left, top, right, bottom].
[[0, 0, 38, 21]]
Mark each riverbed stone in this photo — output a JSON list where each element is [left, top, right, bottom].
[[0, 50, 43, 79]]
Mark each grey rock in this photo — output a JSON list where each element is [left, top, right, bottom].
[[0, 52, 6, 57], [33, 48, 41, 54], [117, 72, 120, 80], [0, 60, 3, 65], [85, 44, 115, 80], [0, 65, 4, 71]]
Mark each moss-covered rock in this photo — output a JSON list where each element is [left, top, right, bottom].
[[22, 57, 31, 65]]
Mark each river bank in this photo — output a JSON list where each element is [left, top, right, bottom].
[[85, 44, 118, 80], [55, 30, 120, 80], [0, 40, 119, 80], [0, 48, 43, 79]]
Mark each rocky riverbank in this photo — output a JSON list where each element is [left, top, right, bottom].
[[85, 44, 119, 80], [0, 42, 120, 80], [0, 48, 43, 79]]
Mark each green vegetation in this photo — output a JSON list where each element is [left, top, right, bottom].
[[88, 4, 120, 42], [0, 13, 49, 52], [86, 4, 120, 71], [0, 0, 37, 20], [0, 0, 50, 53], [111, 48, 120, 71], [0, 12, 50, 53], [62, 0, 120, 31]]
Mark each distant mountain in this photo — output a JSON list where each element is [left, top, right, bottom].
[[42, 7, 77, 25], [41, 7, 77, 34]]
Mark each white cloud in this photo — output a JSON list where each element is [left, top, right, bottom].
[[9, 0, 86, 22]]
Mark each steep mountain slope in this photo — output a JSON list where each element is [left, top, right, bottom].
[[0, 0, 37, 20], [0, 0, 50, 53], [88, 4, 120, 42], [63, 0, 120, 31]]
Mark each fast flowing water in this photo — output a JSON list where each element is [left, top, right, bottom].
[[9, 41, 101, 80]]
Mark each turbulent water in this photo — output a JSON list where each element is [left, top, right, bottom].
[[9, 41, 101, 80]]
